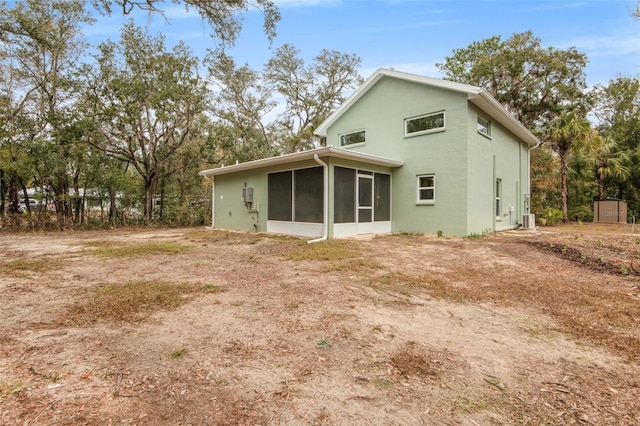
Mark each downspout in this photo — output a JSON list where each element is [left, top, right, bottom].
[[203, 174, 214, 229], [307, 154, 329, 244]]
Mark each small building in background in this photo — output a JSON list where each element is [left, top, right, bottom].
[[593, 198, 627, 223]]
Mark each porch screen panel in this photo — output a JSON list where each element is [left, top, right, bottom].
[[334, 167, 355, 223], [268, 171, 292, 221], [374, 173, 391, 221], [294, 167, 324, 223]]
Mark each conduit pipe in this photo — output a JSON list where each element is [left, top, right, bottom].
[[307, 154, 329, 244]]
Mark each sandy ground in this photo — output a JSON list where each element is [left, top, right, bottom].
[[0, 224, 639, 425]]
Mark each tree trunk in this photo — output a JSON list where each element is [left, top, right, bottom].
[[560, 154, 568, 222], [0, 168, 6, 216], [109, 187, 117, 226], [144, 179, 155, 223], [597, 177, 605, 201]]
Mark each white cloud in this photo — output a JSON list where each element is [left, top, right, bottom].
[[563, 34, 640, 57]]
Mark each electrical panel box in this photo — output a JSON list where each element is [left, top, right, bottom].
[[242, 187, 254, 203]]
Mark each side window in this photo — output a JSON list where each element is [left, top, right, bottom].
[[477, 115, 491, 137], [417, 174, 435, 204], [339, 130, 366, 147], [405, 111, 445, 137]]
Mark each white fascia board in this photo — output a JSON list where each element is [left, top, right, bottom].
[[198, 146, 403, 177]]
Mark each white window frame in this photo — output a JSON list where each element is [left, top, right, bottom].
[[477, 115, 491, 138], [416, 174, 435, 205], [495, 178, 502, 220], [339, 129, 366, 147], [405, 111, 445, 137]]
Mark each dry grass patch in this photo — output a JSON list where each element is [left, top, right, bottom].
[[390, 343, 441, 378], [0, 380, 28, 398], [283, 239, 360, 262], [89, 241, 188, 258], [429, 262, 640, 360], [64, 280, 203, 325], [321, 257, 386, 274], [1, 257, 64, 277]]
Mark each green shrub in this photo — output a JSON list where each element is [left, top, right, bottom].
[[537, 207, 563, 226], [568, 205, 593, 222]]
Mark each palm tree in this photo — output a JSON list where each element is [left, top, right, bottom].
[[545, 113, 597, 221], [587, 134, 631, 200]]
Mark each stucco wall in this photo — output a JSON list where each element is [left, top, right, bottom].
[[326, 76, 471, 236], [466, 104, 530, 234], [213, 159, 320, 234]]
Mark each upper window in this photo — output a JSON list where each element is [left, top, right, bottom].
[[405, 111, 445, 137], [339, 130, 366, 146], [477, 115, 491, 137], [417, 174, 435, 204]]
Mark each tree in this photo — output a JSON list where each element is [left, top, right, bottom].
[[90, 0, 280, 45], [437, 31, 588, 129], [592, 76, 640, 210], [206, 52, 276, 162], [264, 44, 363, 152], [544, 113, 597, 221], [586, 134, 630, 200], [84, 22, 207, 222], [0, 0, 93, 225]]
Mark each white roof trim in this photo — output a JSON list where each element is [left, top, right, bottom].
[[315, 68, 540, 147], [198, 146, 404, 177]]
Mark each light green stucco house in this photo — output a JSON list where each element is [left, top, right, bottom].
[[199, 68, 540, 239]]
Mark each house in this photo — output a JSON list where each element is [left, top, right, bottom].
[[199, 68, 540, 239]]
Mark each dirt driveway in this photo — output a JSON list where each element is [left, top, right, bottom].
[[1, 225, 639, 425]]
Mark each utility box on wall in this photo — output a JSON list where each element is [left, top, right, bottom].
[[593, 199, 627, 223], [242, 187, 254, 203]]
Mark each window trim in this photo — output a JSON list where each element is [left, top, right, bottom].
[[477, 115, 491, 139], [416, 174, 435, 205], [405, 111, 446, 137], [339, 129, 367, 147]]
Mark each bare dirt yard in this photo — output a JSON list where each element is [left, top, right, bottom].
[[1, 223, 640, 425]]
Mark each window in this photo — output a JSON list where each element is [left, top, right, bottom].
[[334, 167, 356, 223], [405, 111, 445, 136], [268, 171, 292, 221], [268, 167, 324, 223], [374, 173, 391, 221], [495, 179, 502, 219], [340, 130, 366, 146], [294, 167, 324, 223], [417, 174, 435, 204], [477, 115, 491, 137]]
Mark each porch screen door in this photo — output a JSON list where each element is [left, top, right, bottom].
[[357, 173, 374, 233]]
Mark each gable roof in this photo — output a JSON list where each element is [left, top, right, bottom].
[[199, 146, 404, 177], [315, 68, 540, 148]]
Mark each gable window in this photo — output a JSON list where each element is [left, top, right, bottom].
[[495, 179, 502, 219], [405, 111, 445, 137], [340, 130, 366, 146], [417, 174, 435, 204], [477, 115, 491, 137]]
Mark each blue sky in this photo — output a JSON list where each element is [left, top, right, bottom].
[[84, 0, 639, 87]]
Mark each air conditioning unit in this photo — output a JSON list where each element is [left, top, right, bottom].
[[522, 214, 536, 230]]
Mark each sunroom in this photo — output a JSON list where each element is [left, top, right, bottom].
[[198, 146, 404, 239]]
